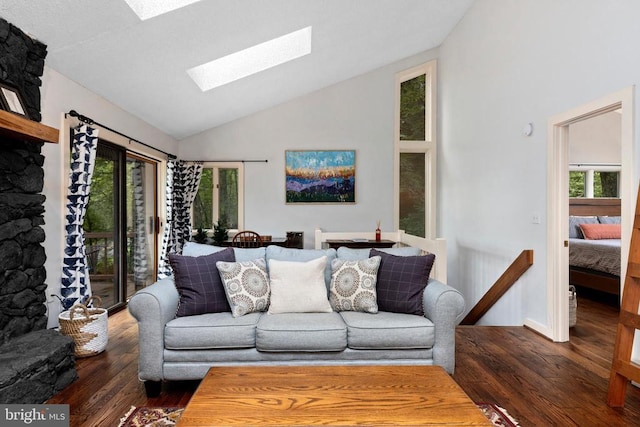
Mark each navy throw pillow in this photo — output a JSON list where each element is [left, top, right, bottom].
[[370, 249, 435, 316], [169, 247, 235, 317]]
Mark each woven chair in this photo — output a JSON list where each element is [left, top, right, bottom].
[[232, 230, 263, 248]]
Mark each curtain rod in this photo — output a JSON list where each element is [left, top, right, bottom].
[[181, 159, 268, 163], [66, 110, 177, 160]]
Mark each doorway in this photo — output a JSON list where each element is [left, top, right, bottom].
[[84, 140, 158, 312], [546, 87, 634, 342]]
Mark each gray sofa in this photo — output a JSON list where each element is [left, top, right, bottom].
[[129, 243, 465, 396]]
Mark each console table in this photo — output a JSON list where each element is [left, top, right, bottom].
[[324, 239, 396, 249]]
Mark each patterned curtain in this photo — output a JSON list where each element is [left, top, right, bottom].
[[60, 124, 99, 310], [157, 160, 203, 278], [131, 160, 148, 285]]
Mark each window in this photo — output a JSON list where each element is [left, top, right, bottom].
[[569, 165, 620, 198], [394, 61, 436, 238], [400, 74, 426, 141], [193, 163, 244, 232]]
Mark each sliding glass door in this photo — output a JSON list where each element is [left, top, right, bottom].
[[84, 141, 157, 311]]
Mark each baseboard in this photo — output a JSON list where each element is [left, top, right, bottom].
[[523, 318, 554, 340]]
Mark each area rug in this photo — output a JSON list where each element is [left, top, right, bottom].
[[119, 406, 184, 427], [476, 402, 521, 427], [119, 404, 520, 427]]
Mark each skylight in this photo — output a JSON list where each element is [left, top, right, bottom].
[[124, 0, 202, 20], [187, 26, 312, 92]]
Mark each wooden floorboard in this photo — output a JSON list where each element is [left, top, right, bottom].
[[48, 294, 640, 426]]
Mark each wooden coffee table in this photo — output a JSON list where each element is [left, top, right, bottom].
[[177, 365, 491, 426]]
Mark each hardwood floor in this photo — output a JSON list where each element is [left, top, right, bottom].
[[48, 295, 640, 426], [454, 295, 640, 426]]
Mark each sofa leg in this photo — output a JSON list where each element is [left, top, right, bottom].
[[144, 380, 162, 397]]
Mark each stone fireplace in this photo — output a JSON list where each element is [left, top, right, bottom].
[[0, 17, 76, 404], [0, 139, 48, 344]]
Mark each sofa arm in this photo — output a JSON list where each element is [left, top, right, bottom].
[[128, 278, 179, 382], [422, 278, 465, 374]]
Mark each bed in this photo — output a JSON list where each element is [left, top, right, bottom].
[[568, 198, 621, 297]]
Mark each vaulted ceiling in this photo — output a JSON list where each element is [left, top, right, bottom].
[[1, 0, 473, 139]]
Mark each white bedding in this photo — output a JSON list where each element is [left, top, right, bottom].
[[569, 238, 621, 277]]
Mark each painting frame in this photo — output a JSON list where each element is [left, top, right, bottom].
[[285, 150, 356, 204], [0, 82, 29, 119]]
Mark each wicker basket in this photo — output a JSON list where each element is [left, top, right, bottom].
[[569, 285, 577, 328], [59, 296, 108, 357]]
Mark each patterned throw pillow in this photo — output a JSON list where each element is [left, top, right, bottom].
[[370, 249, 435, 316], [216, 258, 270, 317], [329, 256, 381, 313], [169, 247, 235, 317]]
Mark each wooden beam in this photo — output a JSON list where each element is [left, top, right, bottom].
[[0, 109, 59, 143], [460, 249, 534, 325]]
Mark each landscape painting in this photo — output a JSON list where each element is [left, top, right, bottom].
[[285, 150, 355, 204]]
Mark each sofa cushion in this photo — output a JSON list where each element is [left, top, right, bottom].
[[182, 242, 266, 262], [256, 312, 347, 352], [169, 247, 235, 316], [266, 245, 336, 288], [164, 312, 260, 350], [339, 311, 435, 350], [336, 246, 422, 261], [336, 247, 371, 260], [370, 249, 435, 316], [267, 257, 332, 314], [329, 256, 381, 313], [217, 259, 270, 317]]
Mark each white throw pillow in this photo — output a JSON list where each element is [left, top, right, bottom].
[[267, 256, 333, 314]]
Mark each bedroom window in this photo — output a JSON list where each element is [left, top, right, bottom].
[[394, 61, 436, 238], [569, 166, 620, 198]]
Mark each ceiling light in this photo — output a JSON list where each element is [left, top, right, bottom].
[[124, 0, 202, 20], [187, 26, 312, 92]]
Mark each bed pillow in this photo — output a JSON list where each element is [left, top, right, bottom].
[[169, 247, 235, 317], [569, 216, 598, 238], [216, 258, 270, 317], [579, 223, 621, 240], [370, 249, 435, 316], [267, 256, 333, 314], [598, 216, 621, 224], [329, 256, 381, 313]]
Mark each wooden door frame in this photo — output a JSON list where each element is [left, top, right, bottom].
[[543, 87, 634, 342]]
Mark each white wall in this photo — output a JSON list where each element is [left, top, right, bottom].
[[569, 111, 621, 165], [439, 0, 640, 326], [39, 66, 177, 326], [179, 49, 439, 249]]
